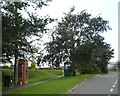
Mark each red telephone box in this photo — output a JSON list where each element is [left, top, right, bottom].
[[18, 59, 28, 85]]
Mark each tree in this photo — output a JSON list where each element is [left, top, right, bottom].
[[2, 1, 54, 84], [92, 40, 114, 73], [37, 57, 41, 67], [75, 34, 114, 73], [43, 7, 114, 75]]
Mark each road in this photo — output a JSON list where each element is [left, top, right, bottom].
[[67, 72, 119, 96]]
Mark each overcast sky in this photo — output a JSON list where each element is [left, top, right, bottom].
[[29, 0, 119, 62]]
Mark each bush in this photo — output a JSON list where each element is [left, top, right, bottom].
[[30, 61, 36, 69], [100, 67, 108, 74], [2, 66, 9, 69], [80, 63, 101, 74], [2, 69, 13, 83]]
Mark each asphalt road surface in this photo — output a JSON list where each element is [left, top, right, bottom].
[[67, 72, 119, 96]]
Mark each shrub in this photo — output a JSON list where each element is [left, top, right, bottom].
[[2, 69, 13, 83], [2, 66, 9, 69], [100, 67, 108, 74], [80, 63, 101, 74], [30, 61, 36, 69]]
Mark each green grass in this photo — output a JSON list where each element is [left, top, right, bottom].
[[0, 82, 2, 93], [2, 68, 63, 91], [2, 68, 63, 83], [28, 69, 63, 83], [108, 69, 118, 72], [116, 68, 120, 72], [10, 74, 94, 94]]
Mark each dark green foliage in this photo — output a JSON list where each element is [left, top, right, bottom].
[[2, 1, 54, 85], [2, 69, 14, 84], [79, 63, 101, 74], [2, 66, 9, 69], [43, 7, 114, 74], [2, 1, 54, 61], [2, 69, 13, 76]]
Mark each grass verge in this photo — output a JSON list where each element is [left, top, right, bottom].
[[2, 68, 63, 83], [108, 69, 118, 72], [10, 74, 94, 94], [2, 68, 63, 91], [28, 69, 63, 83]]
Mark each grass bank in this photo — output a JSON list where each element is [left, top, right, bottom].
[[10, 74, 94, 94], [28, 69, 63, 83], [2, 68, 63, 91], [2, 68, 63, 83]]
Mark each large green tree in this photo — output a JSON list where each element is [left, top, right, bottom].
[[43, 7, 114, 75], [2, 1, 54, 84], [90, 35, 114, 73], [76, 35, 114, 74]]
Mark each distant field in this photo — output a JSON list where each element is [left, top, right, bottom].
[[10, 74, 94, 94], [108, 69, 118, 72]]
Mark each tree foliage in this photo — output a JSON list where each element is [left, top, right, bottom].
[[43, 7, 114, 74], [2, 1, 54, 61], [2, 1, 54, 84]]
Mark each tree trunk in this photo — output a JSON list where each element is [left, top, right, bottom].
[[71, 56, 77, 76], [72, 68, 76, 76], [70, 64, 76, 76], [14, 55, 18, 85]]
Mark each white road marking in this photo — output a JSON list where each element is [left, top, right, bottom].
[[110, 88, 113, 92], [116, 79, 118, 82], [112, 85, 115, 88], [110, 79, 118, 93]]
